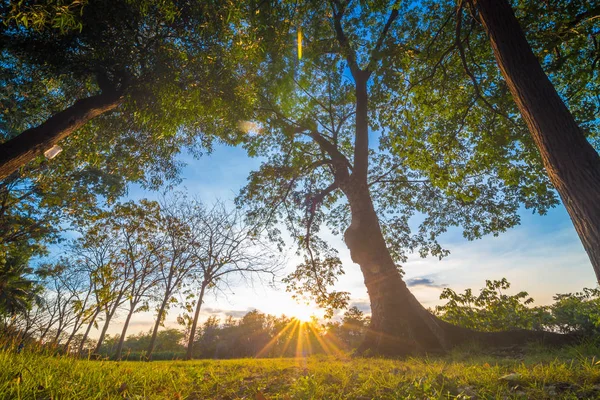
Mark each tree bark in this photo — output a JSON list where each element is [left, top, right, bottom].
[[185, 281, 207, 360], [474, 0, 600, 282], [339, 177, 450, 355], [0, 91, 123, 180], [146, 291, 171, 360], [114, 306, 135, 360]]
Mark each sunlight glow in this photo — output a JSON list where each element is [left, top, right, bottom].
[[297, 28, 302, 60], [255, 317, 348, 359]]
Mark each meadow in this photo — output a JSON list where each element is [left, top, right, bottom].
[[3, 342, 600, 399]]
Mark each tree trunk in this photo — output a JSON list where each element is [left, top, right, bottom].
[[340, 177, 451, 355], [0, 91, 123, 180], [78, 307, 100, 355], [64, 316, 82, 351], [339, 177, 575, 355], [114, 306, 135, 360], [39, 319, 54, 343], [53, 324, 64, 345], [185, 282, 207, 360], [474, 0, 600, 282], [94, 296, 123, 354], [146, 292, 171, 361]]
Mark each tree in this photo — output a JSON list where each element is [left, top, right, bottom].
[[68, 216, 124, 354], [109, 201, 162, 360], [145, 195, 200, 360], [0, 0, 258, 179], [0, 259, 40, 318], [237, 0, 571, 355], [179, 200, 279, 360], [464, 0, 600, 281], [326, 306, 369, 351]]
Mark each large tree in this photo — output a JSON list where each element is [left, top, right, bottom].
[[238, 0, 569, 355], [466, 0, 600, 280]]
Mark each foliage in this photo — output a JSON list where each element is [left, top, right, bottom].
[[2, 0, 261, 188], [550, 288, 600, 336], [99, 329, 186, 359], [234, 0, 599, 317], [436, 279, 600, 336], [435, 278, 551, 332], [0, 260, 41, 317], [3, 343, 600, 398]]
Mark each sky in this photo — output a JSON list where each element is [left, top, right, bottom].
[[88, 142, 597, 338]]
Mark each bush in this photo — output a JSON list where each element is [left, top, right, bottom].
[[435, 278, 552, 332], [550, 288, 600, 336]]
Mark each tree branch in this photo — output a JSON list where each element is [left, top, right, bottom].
[[331, 0, 361, 78], [366, 7, 400, 72]]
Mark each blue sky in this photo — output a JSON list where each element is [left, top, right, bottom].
[[97, 142, 597, 337]]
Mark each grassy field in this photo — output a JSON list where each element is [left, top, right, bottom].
[[2, 342, 600, 399]]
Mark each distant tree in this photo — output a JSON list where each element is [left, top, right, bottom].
[[61, 263, 97, 351], [326, 306, 369, 351], [108, 201, 162, 360], [146, 195, 200, 360], [550, 288, 600, 336], [172, 199, 279, 360], [68, 217, 123, 354]]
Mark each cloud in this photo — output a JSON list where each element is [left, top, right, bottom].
[[202, 307, 256, 318], [202, 307, 224, 314], [349, 300, 371, 313], [225, 310, 251, 318], [406, 277, 447, 288]]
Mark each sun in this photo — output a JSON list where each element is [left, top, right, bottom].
[[280, 301, 319, 323], [289, 304, 316, 323]]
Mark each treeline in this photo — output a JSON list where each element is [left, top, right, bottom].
[[0, 195, 279, 360], [95, 307, 369, 360]]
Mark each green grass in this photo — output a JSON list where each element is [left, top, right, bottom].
[[2, 342, 600, 399]]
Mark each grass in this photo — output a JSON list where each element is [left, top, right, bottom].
[[2, 342, 600, 399]]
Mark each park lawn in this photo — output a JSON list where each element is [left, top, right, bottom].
[[2, 342, 600, 399]]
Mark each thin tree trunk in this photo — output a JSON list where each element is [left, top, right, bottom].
[[114, 306, 135, 360], [53, 324, 64, 345], [78, 307, 100, 355], [474, 0, 600, 281], [94, 294, 123, 354], [185, 282, 207, 360], [0, 91, 123, 180], [94, 312, 113, 354], [146, 292, 171, 360], [39, 319, 54, 343], [64, 316, 82, 351]]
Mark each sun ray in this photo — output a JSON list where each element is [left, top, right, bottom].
[[280, 320, 300, 357], [306, 322, 346, 358], [295, 320, 305, 358], [255, 318, 298, 358]]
